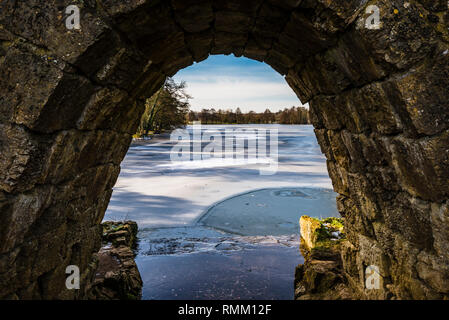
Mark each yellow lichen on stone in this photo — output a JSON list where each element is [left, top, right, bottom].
[[299, 216, 323, 251], [300, 215, 345, 253]]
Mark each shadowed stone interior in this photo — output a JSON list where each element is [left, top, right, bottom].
[[0, 0, 448, 299]]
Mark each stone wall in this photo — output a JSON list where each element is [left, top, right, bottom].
[[0, 0, 448, 299]]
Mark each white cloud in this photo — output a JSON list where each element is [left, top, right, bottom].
[[183, 78, 301, 112], [172, 55, 307, 113], [174, 72, 305, 112]]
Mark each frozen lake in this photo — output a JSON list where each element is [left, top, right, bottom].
[[106, 124, 333, 227], [103, 124, 339, 300]]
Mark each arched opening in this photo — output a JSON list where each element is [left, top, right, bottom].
[[0, 0, 448, 299], [105, 53, 339, 299]]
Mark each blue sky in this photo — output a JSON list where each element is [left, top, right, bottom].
[[173, 54, 304, 113]]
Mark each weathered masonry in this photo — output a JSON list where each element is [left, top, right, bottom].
[[0, 0, 448, 299]]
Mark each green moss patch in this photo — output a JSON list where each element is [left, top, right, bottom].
[[300, 216, 346, 253]]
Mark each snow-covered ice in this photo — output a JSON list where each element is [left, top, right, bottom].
[[104, 124, 334, 228]]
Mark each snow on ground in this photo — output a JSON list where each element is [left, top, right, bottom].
[[104, 124, 333, 228]]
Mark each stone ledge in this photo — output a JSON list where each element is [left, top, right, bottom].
[[87, 221, 142, 300], [295, 216, 353, 300]]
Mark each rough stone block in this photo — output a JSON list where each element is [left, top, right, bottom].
[[172, 0, 214, 33]]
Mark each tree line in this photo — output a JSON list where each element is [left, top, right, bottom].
[[187, 106, 310, 125], [136, 78, 310, 137]]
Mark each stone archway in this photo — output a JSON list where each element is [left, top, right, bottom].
[[0, 0, 448, 299]]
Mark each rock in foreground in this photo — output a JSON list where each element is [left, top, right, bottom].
[[88, 221, 142, 300], [295, 216, 352, 300]]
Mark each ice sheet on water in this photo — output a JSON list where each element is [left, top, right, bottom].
[[198, 187, 339, 236], [138, 226, 300, 256]]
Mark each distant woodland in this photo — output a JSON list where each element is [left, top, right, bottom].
[[187, 106, 310, 125], [136, 78, 310, 137]]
